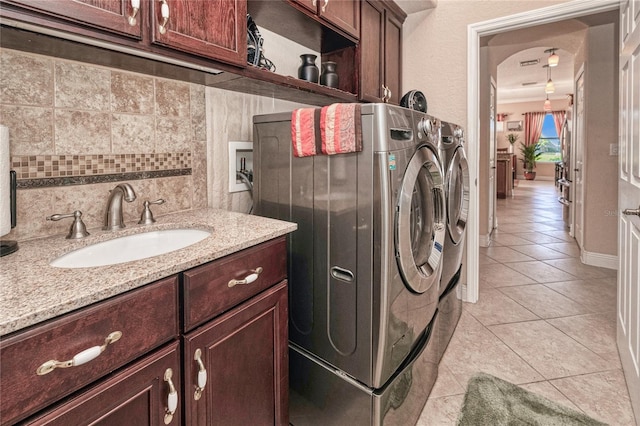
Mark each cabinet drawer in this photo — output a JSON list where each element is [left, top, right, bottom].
[[25, 342, 181, 426], [183, 237, 287, 331], [0, 276, 179, 425]]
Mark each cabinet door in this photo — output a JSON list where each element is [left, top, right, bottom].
[[2, 0, 142, 38], [26, 342, 181, 426], [320, 0, 360, 39], [359, 0, 384, 102], [184, 281, 288, 426], [151, 0, 247, 66], [384, 9, 402, 105]]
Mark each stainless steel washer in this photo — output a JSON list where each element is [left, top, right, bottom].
[[436, 120, 470, 361], [253, 104, 444, 425]]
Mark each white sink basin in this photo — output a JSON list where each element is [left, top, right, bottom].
[[50, 228, 211, 268]]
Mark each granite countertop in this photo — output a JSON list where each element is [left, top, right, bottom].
[[0, 208, 297, 337]]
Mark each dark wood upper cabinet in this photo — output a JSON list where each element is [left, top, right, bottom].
[[359, 0, 405, 104], [1, 0, 143, 39], [289, 0, 359, 39], [151, 0, 247, 66]]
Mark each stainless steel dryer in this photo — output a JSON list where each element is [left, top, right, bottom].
[[253, 104, 445, 425], [436, 121, 469, 361]]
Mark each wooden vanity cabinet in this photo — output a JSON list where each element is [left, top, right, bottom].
[[359, 0, 405, 104], [182, 237, 288, 426], [183, 282, 288, 425], [0, 235, 290, 425], [0, 275, 179, 425]]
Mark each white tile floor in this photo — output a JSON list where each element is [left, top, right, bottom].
[[417, 180, 637, 425]]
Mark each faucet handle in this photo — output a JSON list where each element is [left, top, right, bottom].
[[47, 210, 90, 239], [138, 199, 165, 225]]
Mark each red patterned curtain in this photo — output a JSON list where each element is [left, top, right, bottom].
[[524, 112, 546, 146], [552, 110, 566, 136]]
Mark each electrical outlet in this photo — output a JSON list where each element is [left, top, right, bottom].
[[228, 141, 253, 193], [609, 143, 619, 156]]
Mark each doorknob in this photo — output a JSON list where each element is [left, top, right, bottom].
[[623, 206, 640, 216]]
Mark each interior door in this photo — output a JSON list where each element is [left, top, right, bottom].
[[573, 69, 585, 248], [618, 0, 640, 419], [488, 79, 497, 234]]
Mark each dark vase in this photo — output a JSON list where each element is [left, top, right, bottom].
[[298, 54, 319, 83], [320, 61, 339, 88]]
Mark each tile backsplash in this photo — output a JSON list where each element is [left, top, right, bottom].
[[0, 48, 206, 241], [1, 47, 307, 242]]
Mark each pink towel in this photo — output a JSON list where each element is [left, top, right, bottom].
[[320, 103, 362, 155], [291, 108, 321, 157]]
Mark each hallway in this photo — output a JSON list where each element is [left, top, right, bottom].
[[418, 180, 636, 425]]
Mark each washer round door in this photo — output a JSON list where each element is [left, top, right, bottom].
[[446, 147, 470, 244], [395, 146, 446, 294]]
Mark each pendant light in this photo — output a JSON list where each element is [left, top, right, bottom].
[[543, 96, 552, 112], [544, 65, 555, 94], [545, 48, 559, 67]]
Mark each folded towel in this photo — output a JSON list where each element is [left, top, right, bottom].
[[320, 103, 362, 155], [291, 108, 321, 157]]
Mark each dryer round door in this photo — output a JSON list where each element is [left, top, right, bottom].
[[395, 146, 446, 294], [446, 147, 470, 244]]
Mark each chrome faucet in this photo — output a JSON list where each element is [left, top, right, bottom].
[[103, 183, 136, 231]]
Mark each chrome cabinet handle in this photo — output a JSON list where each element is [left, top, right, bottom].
[[381, 85, 388, 102], [193, 348, 207, 400], [623, 206, 640, 216], [164, 368, 178, 424], [228, 267, 263, 288], [322, 0, 328, 12], [158, 0, 170, 34], [36, 331, 122, 375], [128, 0, 140, 26]]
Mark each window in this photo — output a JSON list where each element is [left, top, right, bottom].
[[538, 113, 561, 162]]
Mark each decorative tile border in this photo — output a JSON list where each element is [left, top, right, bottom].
[[11, 153, 192, 180], [17, 169, 192, 189]]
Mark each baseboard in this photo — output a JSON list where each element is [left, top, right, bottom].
[[479, 233, 491, 247], [580, 249, 618, 270]]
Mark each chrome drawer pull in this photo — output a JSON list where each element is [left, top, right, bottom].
[[164, 368, 178, 424], [228, 267, 263, 288], [623, 206, 640, 216], [193, 348, 207, 400], [36, 331, 122, 375]]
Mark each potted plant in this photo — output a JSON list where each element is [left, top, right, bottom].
[[506, 133, 519, 153], [520, 142, 542, 180]]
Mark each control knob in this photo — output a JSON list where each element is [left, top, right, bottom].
[[419, 118, 433, 134], [454, 127, 464, 138]]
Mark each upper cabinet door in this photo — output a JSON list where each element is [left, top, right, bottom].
[[151, 0, 247, 66], [359, 0, 384, 102], [319, 0, 360, 39], [288, 0, 359, 39], [3, 0, 142, 39], [384, 10, 402, 105]]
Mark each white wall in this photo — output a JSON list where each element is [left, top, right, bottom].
[[402, 0, 570, 127]]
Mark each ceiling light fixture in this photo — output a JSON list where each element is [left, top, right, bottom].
[[545, 48, 559, 67], [543, 96, 552, 112], [544, 64, 555, 94]]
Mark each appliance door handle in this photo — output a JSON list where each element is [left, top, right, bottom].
[[331, 266, 354, 282]]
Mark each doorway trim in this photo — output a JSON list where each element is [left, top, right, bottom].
[[465, 0, 619, 304]]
